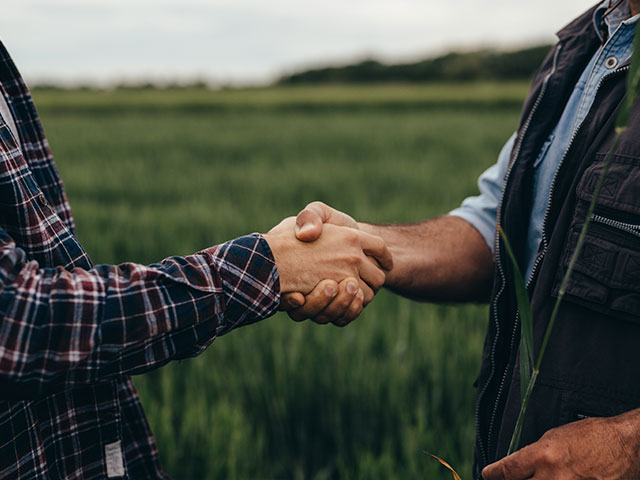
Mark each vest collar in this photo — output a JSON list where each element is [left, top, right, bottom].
[[556, 3, 601, 41]]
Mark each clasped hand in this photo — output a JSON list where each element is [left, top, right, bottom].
[[264, 203, 390, 326]]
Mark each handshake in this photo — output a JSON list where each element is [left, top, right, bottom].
[[264, 201, 393, 327]]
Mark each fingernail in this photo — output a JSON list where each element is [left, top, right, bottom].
[[289, 298, 303, 308], [356, 289, 364, 300], [346, 281, 357, 294], [297, 223, 314, 234], [324, 285, 337, 297]]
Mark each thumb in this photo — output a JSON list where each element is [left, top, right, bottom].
[[481, 446, 535, 480], [295, 201, 358, 242], [294, 202, 332, 242]]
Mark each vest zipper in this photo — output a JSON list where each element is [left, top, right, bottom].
[[591, 213, 640, 238], [482, 62, 629, 465], [475, 43, 563, 467], [527, 64, 629, 283]]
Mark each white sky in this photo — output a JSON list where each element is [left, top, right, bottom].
[[0, 0, 597, 86]]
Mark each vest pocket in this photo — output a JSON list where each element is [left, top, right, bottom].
[[576, 153, 640, 216], [552, 154, 640, 321], [591, 214, 640, 239]]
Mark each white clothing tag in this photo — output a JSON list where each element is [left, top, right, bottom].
[[105, 441, 125, 478]]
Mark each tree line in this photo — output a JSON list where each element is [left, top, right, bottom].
[[278, 44, 552, 84]]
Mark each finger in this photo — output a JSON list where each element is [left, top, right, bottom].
[[355, 230, 393, 271], [313, 277, 359, 324], [358, 280, 375, 305], [288, 279, 338, 322], [279, 292, 305, 311], [358, 256, 387, 293], [295, 202, 332, 242], [332, 288, 365, 327], [482, 449, 536, 480]]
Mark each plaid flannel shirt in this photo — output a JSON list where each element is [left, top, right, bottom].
[[0, 41, 281, 479]]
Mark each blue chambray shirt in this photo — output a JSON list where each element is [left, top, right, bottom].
[[450, 0, 639, 281]]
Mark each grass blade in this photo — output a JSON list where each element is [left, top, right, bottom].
[[507, 21, 639, 461], [498, 227, 534, 402], [507, 370, 539, 455], [425, 452, 463, 480]]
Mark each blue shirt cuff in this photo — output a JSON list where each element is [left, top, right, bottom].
[[449, 208, 496, 253]]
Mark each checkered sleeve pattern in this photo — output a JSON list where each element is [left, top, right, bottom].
[[0, 39, 282, 479], [0, 231, 281, 397]]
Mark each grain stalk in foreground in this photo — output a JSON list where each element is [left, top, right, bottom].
[[428, 21, 640, 478], [503, 20, 640, 456]]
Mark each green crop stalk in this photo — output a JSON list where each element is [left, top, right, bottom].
[[504, 21, 640, 456], [429, 21, 640, 480]]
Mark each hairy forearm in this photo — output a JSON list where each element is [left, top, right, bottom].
[[360, 215, 495, 302]]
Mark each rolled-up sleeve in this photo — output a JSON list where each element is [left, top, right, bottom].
[[449, 132, 516, 252]]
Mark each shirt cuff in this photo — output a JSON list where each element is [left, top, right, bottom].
[[206, 233, 281, 330], [448, 208, 496, 253]]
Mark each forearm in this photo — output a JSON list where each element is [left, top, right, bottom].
[[360, 215, 494, 302], [0, 232, 280, 397]]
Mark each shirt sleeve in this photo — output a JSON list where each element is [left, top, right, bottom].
[[449, 132, 516, 253], [0, 231, 280, 398]]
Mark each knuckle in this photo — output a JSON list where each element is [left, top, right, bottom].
[[536, 444, 558, 466], [540, 427, 557, 440], [308, 200, 327, 210], [348, 253, 361, 267], [344, 229, 360, 246]]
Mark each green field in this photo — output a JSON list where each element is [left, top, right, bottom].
[[33, 83, 525, 479]]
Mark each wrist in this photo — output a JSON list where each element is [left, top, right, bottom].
[[358, 222, 396, 286], [263, 233, 289, 293], [263, 232, 304, 293]]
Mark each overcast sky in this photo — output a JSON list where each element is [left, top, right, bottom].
[[1, 0, 597, 86]]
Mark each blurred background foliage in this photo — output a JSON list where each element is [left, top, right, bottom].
[[34, 55, 525, 478]]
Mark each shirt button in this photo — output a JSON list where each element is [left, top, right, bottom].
[[605, 56, 618, 69], [38, 194, 48, 207]]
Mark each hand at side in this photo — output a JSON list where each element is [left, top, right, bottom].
[[482, 408, 640, 479]]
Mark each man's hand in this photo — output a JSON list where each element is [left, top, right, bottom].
[[279, 202, 380, 326], [482, 409, 640, 480], [293, 201, 358, 242], [264, 217, 392, 302], [283, 277, 366, 326]]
